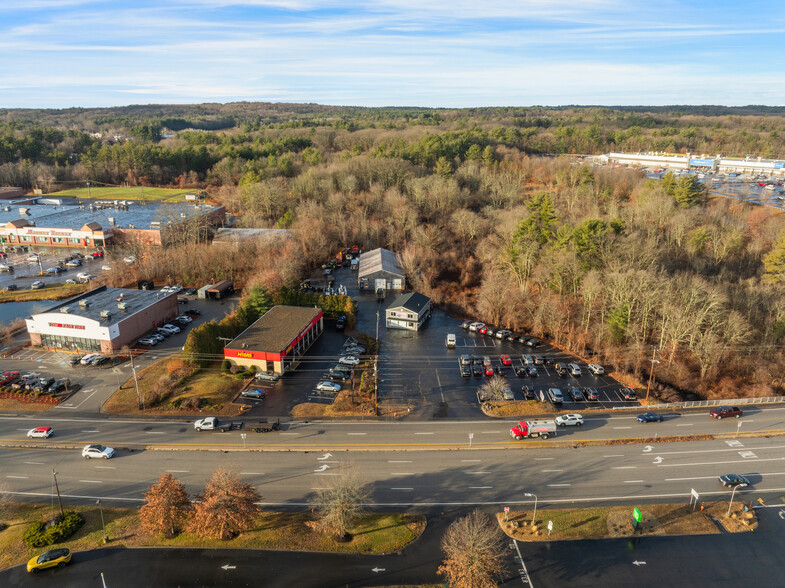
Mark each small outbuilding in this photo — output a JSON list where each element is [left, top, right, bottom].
[[385, 292, 431, 331], [206, 280, 234, 299], [223, 305, 324, 375], [358, 247, 405, 292]]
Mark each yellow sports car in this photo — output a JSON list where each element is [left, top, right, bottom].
[[27, 548, 71, 573]]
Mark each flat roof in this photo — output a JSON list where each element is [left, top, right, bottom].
[[34, 285, 175, 326], [226, 305, 322, 353], [0, 201, 221, 231]]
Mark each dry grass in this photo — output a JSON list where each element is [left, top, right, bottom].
[[0, 283, 89, 303], [498, 501, 756, 542], [0, 397, 55, 412], [483, 400, 558, 417], [102, 358, 244, 416], [0, 503, 425, 571], [291, 368, 376, 417], [51, 187, 191, 202]]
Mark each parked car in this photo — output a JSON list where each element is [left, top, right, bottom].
[[637, 413, 664, 423], [568, 387, 585, 401], [719, 474, 750, 488], [338, 355, 361, 366], [555, 413, 584, 427], [506, 333, 518, 342], [532, 355, 544, 365], [82, 444, 114, 459], [316, 381, 342, 393], [159, 324, 181, 335], [526, 365, 538, 377], [502, 384, 515, 400], [460, 355, 471, 366], [5, 283, 17, 291], [514, 365, 527, 377], [27, 426, 54, 438], [241, 388, 267, 400], [185, 308, 201, 317], [621, 387, 638, 401], [567, 363, 582, 376], [255, 372, 280, 383], [521, 385, 536, 400], [710, 406, 743, 419], [138, 337, 157, 346], [500, 354, 512, 366], [472, 364, 483, 377], [65, 259, 82, 268], [328, 371, 350, 382], [525, 338, 542, 347], [522, 354, 534, 365], [584, 387, 600, 401], [460, 364, 471, 377], [554, 363, 567, 377], [27, 548, 71, 573], [482, 355, 492, 367], [80, 353, 100, 365], [45, 266, 64, 274], [335, 317, 345, 331], [50, 378, 70, 393], [92, 356, 110, 366], [151, 332, 165, 342], [494, 365, 507, 377], [495, 329, 512, 340], [484, 365, 494, 376], [587, 363, 605, 376], [468, 322, 485, 332], [547, 388, 564, 405], [30, 280, 45, 290], [26, 254, 40, 263], [461, 320, 471, 329]]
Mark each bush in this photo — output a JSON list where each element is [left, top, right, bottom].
[[221, 359, 231, 373], [23, 511, 84, 547], [180, 397, 201, 410]]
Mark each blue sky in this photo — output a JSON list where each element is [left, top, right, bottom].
[[0, 0, 783, 108]]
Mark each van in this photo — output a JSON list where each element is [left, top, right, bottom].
[[350, 259, 359, 271], [446, 334, 456, 348]]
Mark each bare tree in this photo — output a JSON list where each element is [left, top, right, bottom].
[[478, 376, 509, 402], [438, 510, 506, 588], [314, 464, 371, 541], [140, 473, 191, 538], [188, 468, 261, 540]]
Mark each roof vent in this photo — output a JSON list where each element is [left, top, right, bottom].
[[100, 310, 111, 320], [60, 306, 71, 313], [117, 302, 128, 310], [108, 217, 115, 226], [79, 300, 90, 308]]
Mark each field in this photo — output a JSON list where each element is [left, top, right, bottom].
[[50, 187, 194, 202]]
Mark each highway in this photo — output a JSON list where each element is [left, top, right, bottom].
[[1, 436, 783, 508], [0, 404, 782, 451]]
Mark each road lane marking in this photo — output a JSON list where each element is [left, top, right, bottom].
[[347, 433, 366, 435], [469, 486, 493, 489], [542, 469, 563, 472], [81, 430, 100, 433], [660, 457, 785, 467], [675, 424, 693, 427], [94, 466, 115, 470], [414, 432, 434, 435], [279, 432, 299, 435], [388, 460, 413, 463], [24, 461, 45, 465], [240, 472, 265, 475], [612, 466, 637, 469], [535, 457, 554, 461], [665, 476, 718, 481], [481, 431, 501, 434], [624, 480, 644, 483], [166, 470, 189, 473], [548, 484, 571, 487], [603, 454, 624, 458], [390, 488, 413, 490], [613, 426, 632, 429], [6, 475, 28, 479], [79, 480, 103, 484]]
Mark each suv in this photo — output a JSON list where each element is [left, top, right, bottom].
[[621, 387, 638, 401], [495, 329, 512, 340], [567, 363, 582, 377], [554, 363, 567, 377], [555, 413, 584, 427], [547, 388, 564, 405], [710, 406, 743, 419], [587, 363, 604, 376], [255, 372, 280, 383]]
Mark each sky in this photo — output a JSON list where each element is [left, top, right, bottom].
[[0, 0, 784, 108]]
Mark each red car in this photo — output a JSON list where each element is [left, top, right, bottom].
[[710, 406, 743, 419], [758, 181, 767, 186], [500, 354, 512, 366], [0, 371, 19, 386], [485, 365, 494, 376]]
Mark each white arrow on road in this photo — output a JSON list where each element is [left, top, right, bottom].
[[632, 561, 646, 566], [779, 510, 785, 520], [317, 453, 333, 461], [642, 445, 653, 453], [653, 456, 663, 464], [221, 564, 236, 571], [372, 567, 386, 573], [314, 464, 331, 472]]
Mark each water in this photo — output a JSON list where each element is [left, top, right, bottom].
[[0, 300, 55, 325]]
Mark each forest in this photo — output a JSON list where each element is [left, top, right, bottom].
[[4, 102, 785, 400]]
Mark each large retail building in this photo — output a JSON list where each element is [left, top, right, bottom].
[[224, 306, 323, 375], [25, 285, 178, 353]]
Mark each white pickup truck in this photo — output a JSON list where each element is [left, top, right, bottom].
[[193, 416, 280, 433]]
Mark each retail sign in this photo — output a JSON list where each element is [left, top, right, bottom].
[[236, 351, 253, 358], [47, 322, 85, 330]]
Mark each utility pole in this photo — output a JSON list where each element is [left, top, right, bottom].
[[86, 180, 91, 198], [375, 311, 380, 416], [52, 469, 64, 518], [645, 347, 660, 404]]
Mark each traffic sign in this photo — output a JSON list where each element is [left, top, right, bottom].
[[504, 506, 510, 512], [633, 507, 642, 522], [547, 520, 553, 535]]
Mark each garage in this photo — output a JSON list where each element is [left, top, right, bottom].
[[358, 247, 406, 293]]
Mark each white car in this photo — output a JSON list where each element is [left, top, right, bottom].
[[587, 364, 604, 376], [82, 444, 114, 459], [159, 324, 181, 334], [316, 381, 342, 393], [27, 426, 54, 438], [138, 337, 157, 346], [76, 272, 89, 280], [27, 254, 40, 263], [468, 322, 485, 332], [338, 355, 361, 366], [555, 413, 584, 427], [567, 363, 582, 376], [502, 385, 514, 400], [80, 353, 100, 365], [176, 315, 192, 323], [101, 265, 111, 271], [123, 256, 136, 264]]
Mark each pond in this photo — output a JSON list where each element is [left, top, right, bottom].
[[0, 300, 55, 325]]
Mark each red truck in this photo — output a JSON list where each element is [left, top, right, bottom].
[[510, 420, 557, 440]]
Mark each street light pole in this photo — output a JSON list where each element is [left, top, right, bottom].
[[645, 347, 660, 404], [727, 485, 740, 516], [525, 492, 538, 525], [96, 499, 108, 542]]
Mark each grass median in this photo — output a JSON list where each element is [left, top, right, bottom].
[[498, 501, 757, 541], [0, 503, 425, 571]]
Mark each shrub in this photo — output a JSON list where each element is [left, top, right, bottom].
[[23, 511, 84, 547], [221, 359, 231, 373], [180, 397, 201, 410]]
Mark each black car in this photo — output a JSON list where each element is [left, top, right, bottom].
[[543, 357, 554, 366], [532, 355, 544, 365], [460, 364, 471, 378], [526, 365, 537, 377], [472, 364, 483, 377], [554, 363, 567, 377], [584, 387, 600, 401], [329, 366, 352, 377], [6, 284, 17, 291], [526, 338, 542, 347], [92, 356, 110, 366], [506, 333, 518, 342], [621, 387, 638, 401], [49, 378, 71, 393], [521, 385, 536, 400], [185, 308, 201, 316], [328, 372, 350, 382], [719, 474, 750, 488], [514, 365, 527, 377], [461, 320, 471, 329], [494, 365, 507, 378], [69, 355, 83, 366], [185, 288, 197, 295], [637, 412, 664, 423], [569, 387, 585, 401], [335, 318, 346, 331]]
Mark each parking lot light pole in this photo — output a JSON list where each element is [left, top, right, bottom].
[[96, 499, 108, 542], [525, 492, 538, 525]]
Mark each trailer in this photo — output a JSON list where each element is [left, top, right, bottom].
[[194, 416, 280, 433], [510, 420, 557, 440]]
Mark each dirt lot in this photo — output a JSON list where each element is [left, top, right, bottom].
[[498, 501, 757, 541]]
